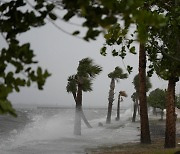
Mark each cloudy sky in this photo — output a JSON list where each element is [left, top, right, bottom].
[[1, 14, 176, 109]]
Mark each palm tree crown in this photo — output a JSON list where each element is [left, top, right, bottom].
[[108, 66, 128, 80], [66, 57, 102, 94], [77, 58, 102, 78]]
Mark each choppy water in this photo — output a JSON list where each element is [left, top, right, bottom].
[[0, 107, 139, 154]]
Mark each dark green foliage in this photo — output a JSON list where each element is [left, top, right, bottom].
[[175, 94, 180, 109], [77, 58, 102, 78], [72, 31, 80, 36], [49, 13, 57, 20], [127, 65, 133, 74], [0, 0, 55, 116], [133, 74, 152, 93], [146, 1, 180, 81], [148, 89, 180, 110], [61, 0, 165, 42], [66, 57, 102, 95], [58, 1, 167, 75], [103, 24, 136, 60], [100, 46, 107, 56], [108, 67, 128, 80], [148, 88, 166, 110], [66, 75, 77, 94]]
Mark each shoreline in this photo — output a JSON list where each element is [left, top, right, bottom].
[[86, 118, 180, 154], [85, 138, 180, 154]]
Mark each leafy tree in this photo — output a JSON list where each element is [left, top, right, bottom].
[[106, 67, 127, 124], [59, 0, 165, 42], [148, 88, 166, 120], [148, 90, 180, 121], [145, 1, 180, 148], [66, 57, 102, 135], [0, 0, 57, 116], [115, 91, 127, 121]]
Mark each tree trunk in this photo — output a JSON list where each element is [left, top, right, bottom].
[[116, 94, 121, 121], [73, 82, 92, 135], [165, 78, 176, 148], [74, 84, 82, 135], [74, 105, 82, 135], [106, 78, 115, 124], [139, 43, 151, 144], [132, 98, 138, 122], [153, 107, 157, 116], [81, 109, 92, 128], [160, 109, 164, 121], [137, 101, 140, 115]]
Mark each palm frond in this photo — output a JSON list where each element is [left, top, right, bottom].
[[68, 57, 102, 93], [77, 57, 102, 78], [81, 77, 93, 92], [108, 66, 128, 79], [66, 75, 77, 93], [119, 91, 127, 97]]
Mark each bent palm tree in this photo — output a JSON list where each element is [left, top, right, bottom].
[[116, 91, 127, 121], [106, 67, 128, 124], [66, 58, 102, 135]]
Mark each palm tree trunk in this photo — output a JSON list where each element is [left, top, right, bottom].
[[106, 78, 115, 124], [137, 100, 140, 115], [116, 94, 121, 121], [74, 84, 82, 135], [81, 109, 92, 128], [165, 78, 176, 148], [74, 104, 82, 135], [139, 43, 151, 144], [132, 98, 138, 122], [160, 109, 164, 121]]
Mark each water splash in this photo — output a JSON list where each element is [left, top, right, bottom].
[[0, 108, 139, 154], [1, 110, 74, 149]]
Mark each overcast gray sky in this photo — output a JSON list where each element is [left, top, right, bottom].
[[1, 17, 177, 109]]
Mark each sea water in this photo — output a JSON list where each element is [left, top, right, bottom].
[[0, 107, 139, 154]]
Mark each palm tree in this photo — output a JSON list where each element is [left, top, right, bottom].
[[66, 57, 102, 135], [116, 91, 127, 121], [106, 67, 128, 124]]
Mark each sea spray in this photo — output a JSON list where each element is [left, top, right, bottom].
[[0, 108, 139, 154], [1, 109, 74, 149]]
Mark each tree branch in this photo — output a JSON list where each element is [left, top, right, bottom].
[[25, 0, 83, 40]]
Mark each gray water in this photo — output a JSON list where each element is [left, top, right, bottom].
[[0, 107, 139, 154]]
